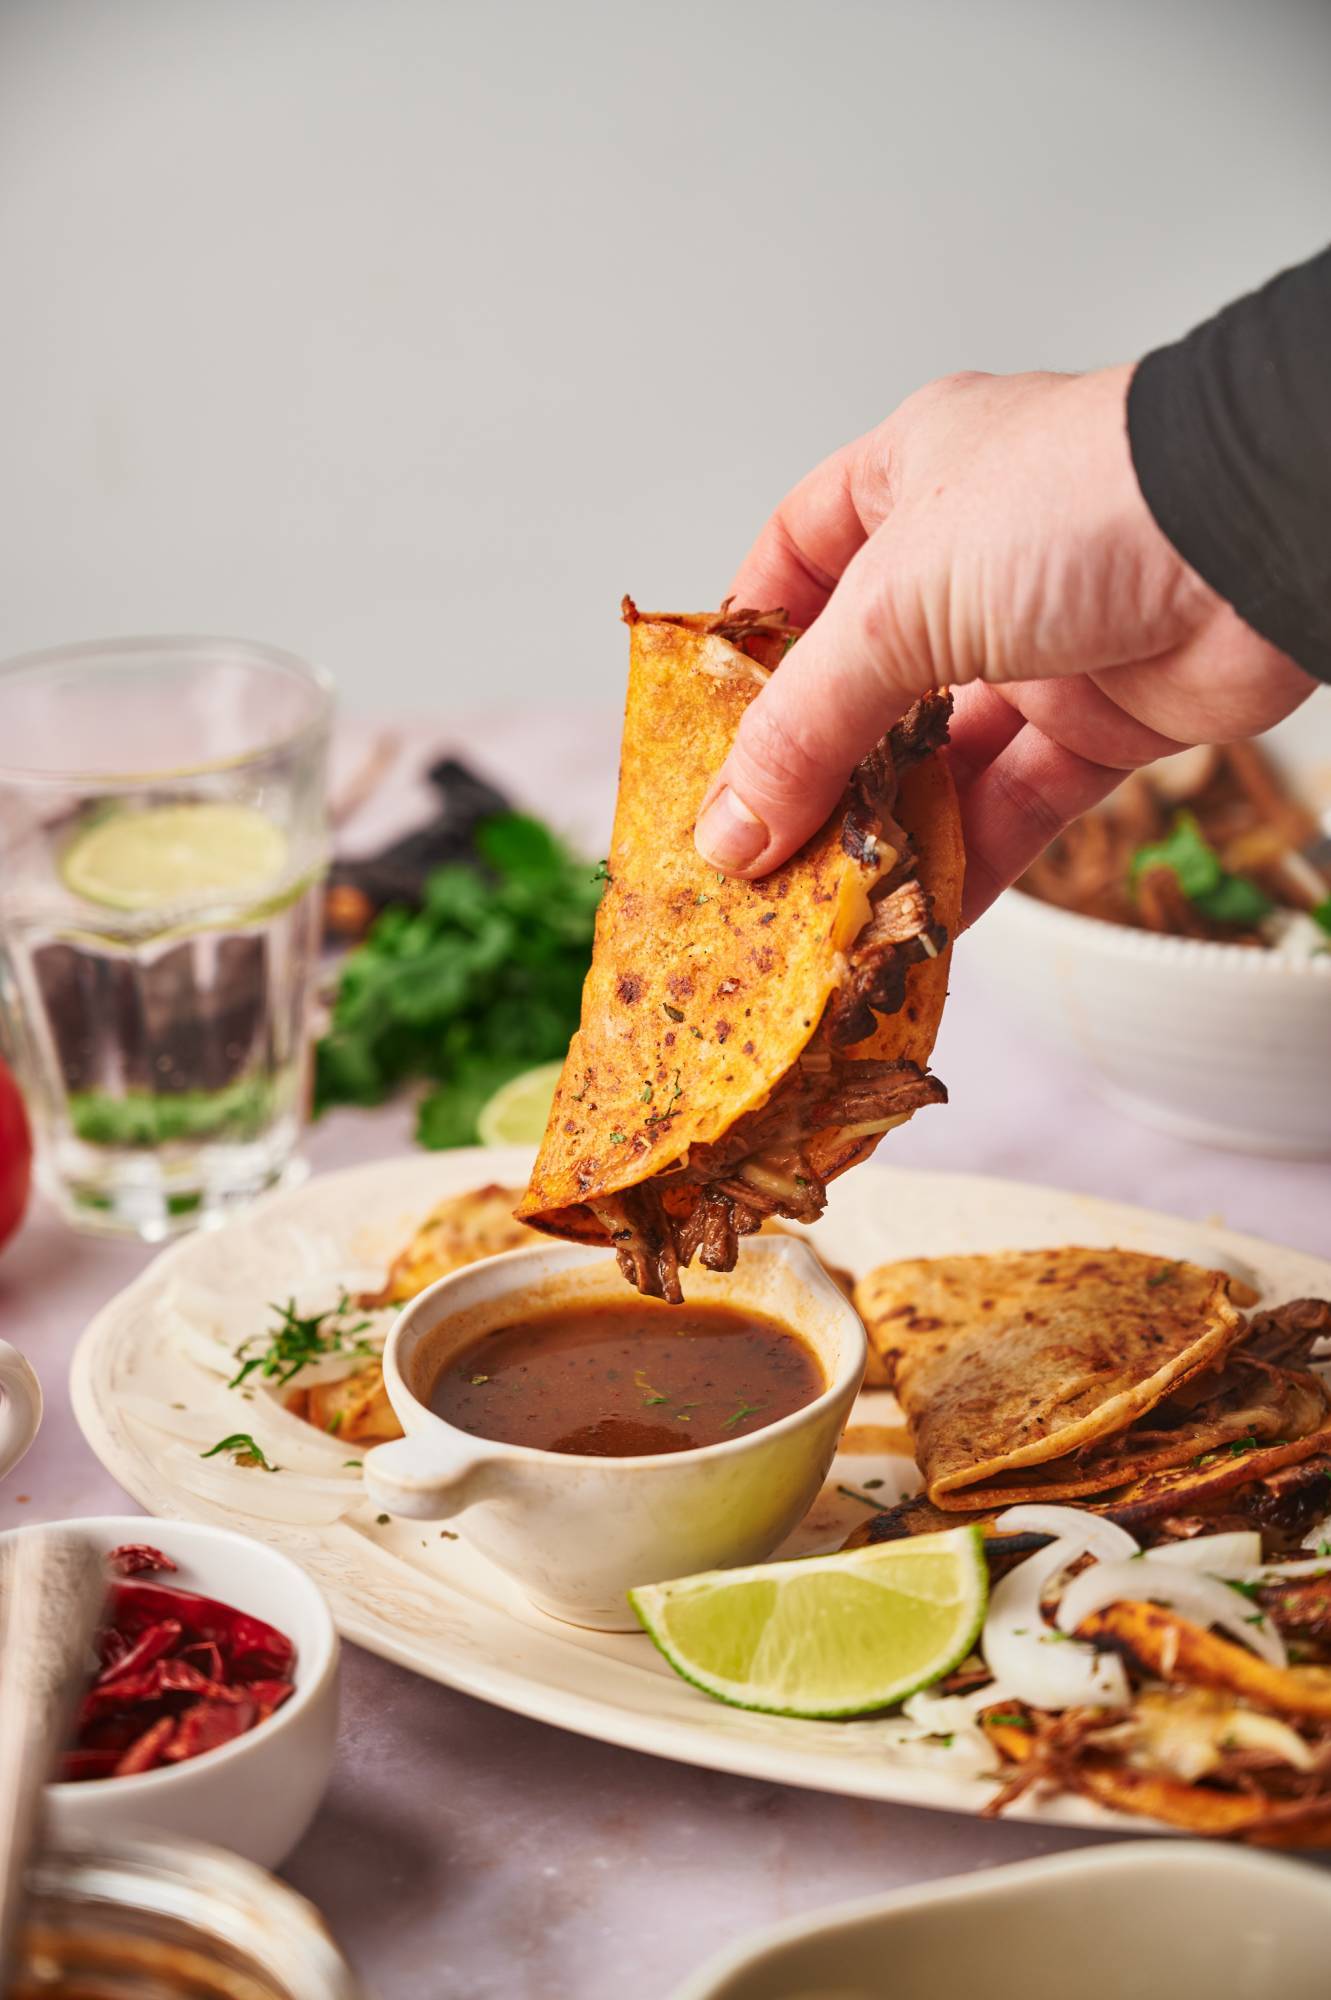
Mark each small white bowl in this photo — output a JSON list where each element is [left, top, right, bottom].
[[967, 700, 1331, 1158], [968, 889, 1331, 1156], [672, 1840, 1331, 1999], [365, 1235, 867, 1630], [4, 1515, 340, 1870]]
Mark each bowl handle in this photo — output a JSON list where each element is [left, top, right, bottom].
[[0, 1342, 41, 1483], [363, 1431, 499, 1522]]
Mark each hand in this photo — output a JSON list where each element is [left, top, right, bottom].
[[694, 366, 1315, 925]]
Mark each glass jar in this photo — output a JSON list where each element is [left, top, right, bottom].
[[15, 1830, 361, 1999]]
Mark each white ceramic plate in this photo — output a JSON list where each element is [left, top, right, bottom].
[[69, 1146, 1331, 1832]]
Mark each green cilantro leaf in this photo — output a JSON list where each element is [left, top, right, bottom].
[[1131, 811, 1273, 927]]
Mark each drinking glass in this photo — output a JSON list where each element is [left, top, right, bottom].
[[0, 636, 332, 1239]]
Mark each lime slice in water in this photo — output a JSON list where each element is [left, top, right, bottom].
[[476, 1061, 565, 1146], [61, 803, 288, 913], [629, 1527, 987, 1718]]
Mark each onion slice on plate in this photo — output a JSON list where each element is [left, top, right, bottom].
[[1056, 1559, 1288, 1668], [982, 1537, 1131, 1711], [992, 1506, 1138, 1560], [1146, 1532, 1262, 1577]]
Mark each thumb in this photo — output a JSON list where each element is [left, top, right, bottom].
[[694, 543, 932, 874]]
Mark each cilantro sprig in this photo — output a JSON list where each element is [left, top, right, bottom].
[[229, 1291, 377, 1390], [1131, 812, 1274, 928], [201, 1433, 278, 1471], [315, 813, 602, 1148]]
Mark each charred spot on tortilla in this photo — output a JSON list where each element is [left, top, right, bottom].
[[517, 601, 962, 1300]]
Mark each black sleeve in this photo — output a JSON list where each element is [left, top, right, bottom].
[[1127, 245, 1331, 687]]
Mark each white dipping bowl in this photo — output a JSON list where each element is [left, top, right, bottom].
[[672, 1840, 1331, 2000], [366, 1235, 867, 1630], [968, 889, 1331, 1156], [5, 1515, 339, 1870]]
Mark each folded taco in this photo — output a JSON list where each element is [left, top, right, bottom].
[[516, 600, 963, 1300]]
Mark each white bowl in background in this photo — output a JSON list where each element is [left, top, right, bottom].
[[4, 1515, 340, 1869], [671, 1840, 1331, 2000], [967, 694, 1331, 1158]]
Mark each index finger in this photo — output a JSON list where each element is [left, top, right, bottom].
[[727, 436, 873, 627]]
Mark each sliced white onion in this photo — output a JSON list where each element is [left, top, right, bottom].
[[1056, 1558, 1287, 1668], [1146, 1532, 1262, 1577], [1225, 1709, 1316, 1772], [982, 1538, 1131, 1711], [1255, 1558, 1331, 1582], [1299, 1514, 1331, 1555], [902, 1682, 1017, 1731], [993, 1505, 1138, 1560]]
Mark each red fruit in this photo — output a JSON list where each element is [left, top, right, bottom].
[[0, 1059, 31, 1254]]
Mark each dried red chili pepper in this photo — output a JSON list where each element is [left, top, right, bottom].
[[63, 1552, 298, 1783], [110, 1581, 295, 1678], [96, 1619, 182, 1687], [107, 1544, 179, 1577], [114, 1715, 177, 1776], [165, 1697, 257, 1761]]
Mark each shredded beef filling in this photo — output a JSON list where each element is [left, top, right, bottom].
[[592, 692, 952, 1301]]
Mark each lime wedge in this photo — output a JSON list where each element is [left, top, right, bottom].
[[61, 804, 288, 913], [476, 1061, 565, 1146], [629, 1527, 987, 1717]]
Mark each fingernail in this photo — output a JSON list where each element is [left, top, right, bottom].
[[695, 787, 769, 871]]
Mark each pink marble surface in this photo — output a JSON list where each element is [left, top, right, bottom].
[[3, 711, 1329, 1998]]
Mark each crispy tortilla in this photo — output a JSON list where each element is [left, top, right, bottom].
[[855, 1248, 1246, 1506], [1078, 1600, 1331, 1720], [518, 603, 962, 1299], [981, 1710, 1331, 1844], [361, 1183, 533, 1306]]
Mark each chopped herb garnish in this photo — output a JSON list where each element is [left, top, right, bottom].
[[721, 1399, 765, 1431], [1224, 1577, 1262, 1602], [985, 1711, 1034, 1732], [836, 1483, 888, 1511], [794, 1174, 809, 1188], [1243, 1612, 1268, 1628], [1318, 1539, 1331, 1558], [689, 1025, 704, 1040], [640, 1081, 653, 1103], [229, 1291, 376, 1390], [1146, 1264, 1179, 1288], [592, 859, 613, 883], [662, 1003, 685, 1022], [1313, 896, 1331, 938], [343, 1459, 363, 1469], [863, 1477, 884, 1491], [609, 1129, 626, 1143], [325, 1410, 344, 1435], [695, 891, 709, 906], [201, 1433, 277, 1471], [928, 1732, 955, 1748]]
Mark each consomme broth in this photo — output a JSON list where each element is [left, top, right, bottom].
[[429, 1298, 825, 1456]]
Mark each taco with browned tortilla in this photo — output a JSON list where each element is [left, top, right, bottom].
[[517, 601, 964, 1300]]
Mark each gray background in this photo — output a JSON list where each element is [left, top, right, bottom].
[[2, 0, 1329, 714]]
